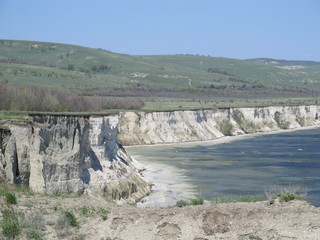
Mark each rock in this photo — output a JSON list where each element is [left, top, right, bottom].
[[0, 115, 151, 202], [118, 106, 320, 145]]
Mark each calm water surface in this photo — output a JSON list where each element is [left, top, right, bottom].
[[128, 128, 320, 206]]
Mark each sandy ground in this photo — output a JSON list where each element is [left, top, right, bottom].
[[2, 194, 320, 240]]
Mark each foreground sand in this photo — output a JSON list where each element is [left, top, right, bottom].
[[2, 194, 320, 240]]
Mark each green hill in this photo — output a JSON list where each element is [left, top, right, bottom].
[[0, 39, 320, 112], [1, 39, 320, 90]]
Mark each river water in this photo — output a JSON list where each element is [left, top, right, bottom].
[[128, 127, 320, 207]]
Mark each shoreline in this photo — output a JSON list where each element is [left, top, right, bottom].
[[128, 124, 320, 208], [125, 124, 320, 149]]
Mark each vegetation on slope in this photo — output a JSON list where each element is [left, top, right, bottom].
[[0, 39, 320, 112]]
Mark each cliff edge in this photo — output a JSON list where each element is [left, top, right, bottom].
[[0, 115, 151, 202], [119, 105, 320, 145], [0, 105, 319, 202]]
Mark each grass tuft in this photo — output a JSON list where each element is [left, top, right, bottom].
[[176, 198, 204, 207], [1, 208, 20, 238], [265, 185, 305, 203], [77, 206, 109, 220], [4, 192, 17, 205], [1, 219, 20, 238], [190, 198, 204, 205], [64, 210, 79, 228], [176, 200, 189, 207], [249, 235, 262, 240], [25, 229, 44, 240], [278, 192, 302, 202]]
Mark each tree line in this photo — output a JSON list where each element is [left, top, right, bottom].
[[0, 83, 144, 112]]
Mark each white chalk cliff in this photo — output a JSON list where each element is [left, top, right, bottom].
[[118, 106, 320, 145], [0, 105, 319, 201], [0, 115, 151, 202]]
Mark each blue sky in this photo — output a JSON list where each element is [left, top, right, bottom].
[[0, 0, 319, 61]]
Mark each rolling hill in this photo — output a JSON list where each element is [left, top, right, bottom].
[[0, 39, 320, 112]]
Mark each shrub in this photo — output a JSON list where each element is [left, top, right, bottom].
[[176, 200, 189, 207], [4, 192, 17, 205], [55, 212, 74, 238], [232, 109, 244, 125], [218, 119, 234, 136], [19, 210, 46, 231], [190, 198, 204, 205], [278, 192, 302, 202], [55, 214, 70, 231]]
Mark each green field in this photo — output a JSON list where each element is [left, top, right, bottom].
[[0, 39, 320, 112]]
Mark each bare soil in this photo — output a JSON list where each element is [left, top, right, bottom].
[[2, 194, 320, 240]]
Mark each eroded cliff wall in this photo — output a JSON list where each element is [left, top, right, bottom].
[[0, 105, 319, 200], [0, 115, 151, 202], [118, 106, 320, 145]]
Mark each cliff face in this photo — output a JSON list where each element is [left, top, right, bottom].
[[0, 105, 319, 200], [118, 106, 320, 145], [0, 115, 151, 202]]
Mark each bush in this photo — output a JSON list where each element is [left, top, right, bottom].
[[0, 83, 145, 112], [190, 198, 204, 205], [218, 119, 234, 136], [4, 192, 17, 205], [176, 200, 189, 207], [278, 192, 302, 202], [19, 210, 46, 231]]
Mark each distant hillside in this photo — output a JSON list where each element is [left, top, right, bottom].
[[246, 58, 320, 66], [0, 39, 320, 112], [0, 39, 319, 91]]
